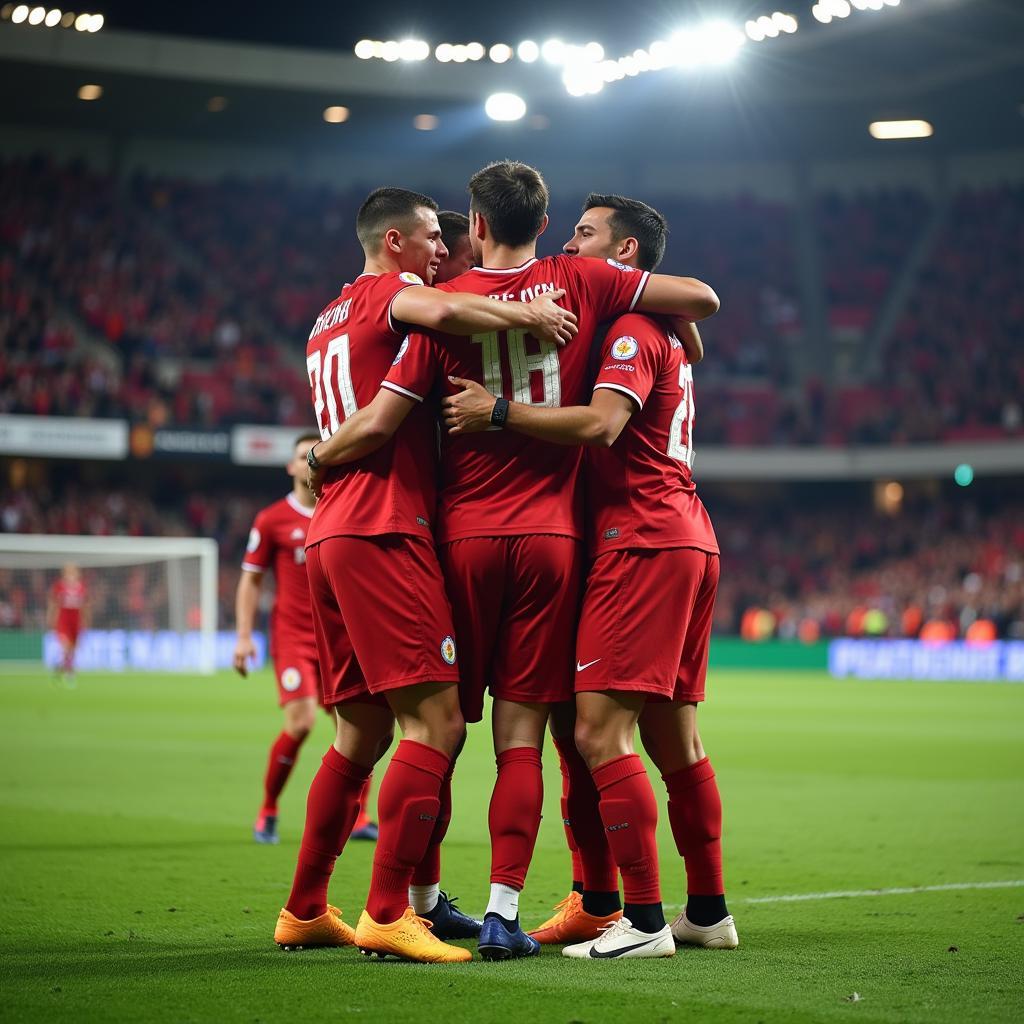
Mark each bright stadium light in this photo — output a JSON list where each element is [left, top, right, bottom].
[[485, 92, 526, 122], [584, 41, 605, 61], [451, 44, 468, 62], [11, 3, 28, 22], [87, 11, 100, 30], [435, 42, 454, 62], [380, 40, 400, 62], [541, 38, 566, 64], [397, 39, 429, 61], [28, 5, 44, 24], [44, 7, 60, 26], [745, 20, 766, 42], [73, 11, 88, 29], [354, 39, 375, 59], [517, 40, 539, 62], [833, 0, 852, 17], [466, 41, 485, 61], [868, 119, 933, 139], [758, 15, 779, 38], [322, 105, 350, 123], [489, 43, 513, 63]]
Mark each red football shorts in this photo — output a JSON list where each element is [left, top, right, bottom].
[[270, 639, 322, 708], [55, 611, 81, 645], [575, 547, 719, 703], [440, 534, 583, 723], [306, 534, 460, 707]]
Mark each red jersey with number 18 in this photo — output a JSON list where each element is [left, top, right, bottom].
[[304, 271, 437, 547], [384, 255, 650, 542], [587, 312, 718, 556]]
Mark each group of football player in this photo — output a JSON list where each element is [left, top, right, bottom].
[[233, 159, 737, 962]]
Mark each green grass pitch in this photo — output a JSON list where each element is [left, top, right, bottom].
[[1, 667, 1022, 1023]]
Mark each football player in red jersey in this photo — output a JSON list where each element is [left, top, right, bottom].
[[307, 162, 719, 960], [48, 562, 87, 680], [274, 186, 578, 963], [234, 432, 377, 846], [442, 193, 736, 959], [434, 211, 474, 284]]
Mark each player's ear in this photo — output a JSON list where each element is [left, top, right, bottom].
[[536, 213, 549, 238], [384, 228, 403, 254], [472, 210, 487, 242], [619, 236, 639, 262]]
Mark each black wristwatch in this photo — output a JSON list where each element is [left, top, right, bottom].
[[306, 443, 321, 470], [491, 398, 510, 428]]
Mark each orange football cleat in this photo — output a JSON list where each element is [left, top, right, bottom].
[[354, 906, 472, 963], [274, 904, 356, 950], [528, 891, 623, 944]]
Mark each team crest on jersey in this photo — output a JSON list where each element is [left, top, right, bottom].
[[246, 528, 261, 553], [281, 667, 302, 692], [440, 636, 457, 665], [393, 337, 410, 365], [606, 258, 635, 273], [611, 336, 639, 361], [399, 272, 424, 286]]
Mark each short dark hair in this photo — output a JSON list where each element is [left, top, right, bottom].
[[437, 210, 470, 253], [294, 431, 321, 448], [468, 161, 549, 248], [583, 193, 668, 272], [356, 187, 438, 253]]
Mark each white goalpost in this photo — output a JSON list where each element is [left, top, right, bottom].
[[0, 534, 219, 674]]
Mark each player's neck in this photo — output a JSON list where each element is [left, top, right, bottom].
[[292, 486, 316, 510], [482, 242, 537, 271], [362, 255, 397, 277]]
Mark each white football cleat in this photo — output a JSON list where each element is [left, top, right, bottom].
[[669, 911, 739, 949], [562, 916, 676, 960]]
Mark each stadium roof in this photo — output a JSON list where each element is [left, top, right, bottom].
[[1, 0, 1021, 161]]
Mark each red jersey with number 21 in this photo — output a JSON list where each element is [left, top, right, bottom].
[[588, 312, 718, 556], [385, 255, 650, 543], [305, 271, 437, 547]]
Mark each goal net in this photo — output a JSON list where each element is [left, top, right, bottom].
[[0, 535, 219, 673]]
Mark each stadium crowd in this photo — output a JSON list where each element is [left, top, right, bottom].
[[6, 158, 1022, 445], [2, 483, 1020, 642]]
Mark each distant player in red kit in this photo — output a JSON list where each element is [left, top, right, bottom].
[[443, 192, 737, 960], [49, 563, 87, 679], [273, 185, 577, 962], [309, 162, 719, 960], [234, 432, 377, 846]]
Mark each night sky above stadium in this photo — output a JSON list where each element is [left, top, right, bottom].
[[101, 0, 755, 54]]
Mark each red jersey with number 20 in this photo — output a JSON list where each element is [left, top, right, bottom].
[[385, 256, 650, 543], [588, 312, 718, 556], [305, 272, 437, 547]]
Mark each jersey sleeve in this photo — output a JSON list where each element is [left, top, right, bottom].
[[382, 331, 440, 403], [371, 271, 427, 337], [241, 509, 273, 573], [593, 315, 664, 410], [575, 257, 651, 323]]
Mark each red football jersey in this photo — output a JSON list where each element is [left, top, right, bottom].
[[587, 312, 718, 556], [384, 255, 650, 542], [52, 579, 86, 612], [305, 271, 437, 546], [242, 494, 316, 651]]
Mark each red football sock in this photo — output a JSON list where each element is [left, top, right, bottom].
[[350, 776, 374, 832], [553, 735, 618, 894], [366, 740, 449, 923], [261, 730, 304, 816], [285, 747, 370, 920], [411, 765, 453, 886], [489, 747, 543, 890], [554, 741, 583, 884], [592, 754, 661, 905], [662, 757, 724, 895]]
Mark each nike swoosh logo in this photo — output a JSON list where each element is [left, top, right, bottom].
[[589, 936, 661, 958], [576, 658, 602, 672]]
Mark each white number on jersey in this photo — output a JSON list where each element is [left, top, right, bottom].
[[667, 362, 695, 468], [307, 333, 358, 441], [471, 329, 561, 408]]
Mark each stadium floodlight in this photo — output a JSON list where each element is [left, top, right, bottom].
[[0, 534, 220, 674], [648, 39, 672, 68], [811, 4, 832, 23], [868, 119, 933, 139], [87, 11, 100, 30], [77, 82, 102, 100], [745, 20, 766, 42], [380, 40, 401, 62], [435, 42, 454, 62], [11, 3, 28, 22], [60, 10, 73, 27], [517, 39, 540, 62], [397, 39, 429, 61], [451, 44, 468, 62], [322, 105, 350, 123], [758, 15, 780, 38], [541, 38, 566, 64], [28, 5, 43, 23], [466, 41, 485, 61], [354, 39, 375, 59], [833, 0, 852, 17], [44, 7, 60, 26], [584, 41, 605, 61], [485, 92, 526, 122], [73, 10, 87, 29], [489, 43, 513, 63]]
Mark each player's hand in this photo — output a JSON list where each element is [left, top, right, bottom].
[[526, 289, 578, 347], [233, 636, 256, 678], [442, 376, 499, 435], [307, 463, 325, 500]]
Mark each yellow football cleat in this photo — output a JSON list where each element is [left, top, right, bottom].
[[354, 906, 473, 963], [528, 891, 623, 945], [274, 904, 356, 950]]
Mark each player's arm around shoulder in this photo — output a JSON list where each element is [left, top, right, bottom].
[[637, 272, 720, 324]]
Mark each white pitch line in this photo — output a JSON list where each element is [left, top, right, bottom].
[[663, 879, 1024, 912]]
